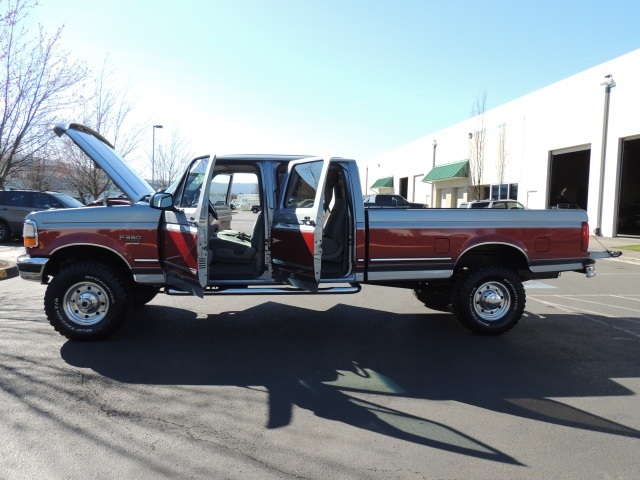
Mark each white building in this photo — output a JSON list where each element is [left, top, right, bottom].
[[362, 49, 640, 237]]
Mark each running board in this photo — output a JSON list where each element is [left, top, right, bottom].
[[166, 284, 361, 296]]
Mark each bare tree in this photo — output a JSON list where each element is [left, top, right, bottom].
[[468, 90, 487, 200], [0, 0, 88, 188], [496, 123, 507, 185], [55, 138, 111, 203], [152, 127, 193, 190], [13, 147, 64, 190], [78, 57, 145, 158], [54, 58, 147, 201]]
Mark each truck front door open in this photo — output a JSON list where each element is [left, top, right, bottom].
[[161, 155, 216, 296]]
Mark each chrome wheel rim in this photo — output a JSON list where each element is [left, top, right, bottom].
[[473, 281, 511, 321], [63, 281, 109, 326]]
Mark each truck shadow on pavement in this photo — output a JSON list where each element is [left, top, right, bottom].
[[60, 302, 640, 464]]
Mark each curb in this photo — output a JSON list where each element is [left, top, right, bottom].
[[0, 260, 18, 280], [603, 256, 640, 266]]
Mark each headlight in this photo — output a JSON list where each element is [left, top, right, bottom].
[[23, 219, 39, 247]]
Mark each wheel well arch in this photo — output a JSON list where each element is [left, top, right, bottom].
[[43, 245, 134, 282], [454, 243, 530, 273]]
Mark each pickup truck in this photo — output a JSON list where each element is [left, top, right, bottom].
[[363, 194, 427, 208], [17, 123, 608, 341]]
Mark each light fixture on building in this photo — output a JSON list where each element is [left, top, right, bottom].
[[600, 74, 616, 88]]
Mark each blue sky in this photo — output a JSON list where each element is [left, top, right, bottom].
[[28, 0, 640, 170]]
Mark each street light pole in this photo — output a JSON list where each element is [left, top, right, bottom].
[[152, 124, 163, 187]]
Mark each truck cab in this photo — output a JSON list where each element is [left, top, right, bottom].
[[151, 153, 363, 296]]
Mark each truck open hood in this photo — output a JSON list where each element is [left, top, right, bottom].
[[53, 123, 155, 202]]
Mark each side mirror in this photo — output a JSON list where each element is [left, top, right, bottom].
[[150, 192, 174, 210]]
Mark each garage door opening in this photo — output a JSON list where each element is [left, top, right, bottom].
[[548, 149, 591, 209], [617, 137, 640, 236], [399, 177, 408, 199]]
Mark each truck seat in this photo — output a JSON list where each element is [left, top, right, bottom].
[[322, 200, 346, 262], [209, 212, 264, 264]]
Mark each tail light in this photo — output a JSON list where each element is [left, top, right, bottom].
[[581, 222, 589, 252]]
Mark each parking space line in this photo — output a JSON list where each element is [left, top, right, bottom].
[[529, 298, 615, 318], [609, 294, 640, 303], [529, 298, 640, 338], [560, 296, 640, 313], [528, 293, 640, 298]]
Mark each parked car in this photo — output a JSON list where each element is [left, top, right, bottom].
[[251, 205, 261, 213], [0, 189, 83, 242], [363, 194, 427, 208], [459, 199, 525, 209]]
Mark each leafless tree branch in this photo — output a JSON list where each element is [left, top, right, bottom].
[[468, 90, 487, 200], [0, 0, 88, 187], [152, 126, 194, 190]]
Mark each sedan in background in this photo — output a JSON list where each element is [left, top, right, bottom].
[[459, 199, 525, 209]]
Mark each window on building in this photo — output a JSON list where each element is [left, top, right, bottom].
[[490, 183, 518, 200]]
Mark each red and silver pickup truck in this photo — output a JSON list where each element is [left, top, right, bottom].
[[17, 123, 611, 341]]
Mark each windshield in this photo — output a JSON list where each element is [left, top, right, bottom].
[[52, 193, 84, 208]]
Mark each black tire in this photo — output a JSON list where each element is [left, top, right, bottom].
[[133, 285, 160, 308], [451, 266, 525, 335], [0, 220, 11, 242], [413, 289, 451, 312], [44, 261, 132, 341]]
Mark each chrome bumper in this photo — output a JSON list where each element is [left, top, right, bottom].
[[16, 255, 48, 282]]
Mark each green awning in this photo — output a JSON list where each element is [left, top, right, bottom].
[[422, 160, 469, 182], [370, 176, 394, 189]]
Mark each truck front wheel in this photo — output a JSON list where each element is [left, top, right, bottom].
[[451, 266, 525, 335], [44, 261, 132, 341]]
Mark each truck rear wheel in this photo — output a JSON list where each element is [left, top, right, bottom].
[[451, 266, 525, 335], [44, 261, 132, 341]]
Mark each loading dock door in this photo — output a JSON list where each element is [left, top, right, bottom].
[[399, 177, 408, 199], [617, 138, 640, 236], [548, 149, 591, 210]]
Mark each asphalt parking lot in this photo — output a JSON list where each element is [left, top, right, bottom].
[[0, 237, 639, 479]]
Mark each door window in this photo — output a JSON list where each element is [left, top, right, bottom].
[[177, 157, 209, 208], [284, 160, 323, 208], [210, 173, 232, 207], [7, 191, 29, 207], [33, 193, 62, 209]]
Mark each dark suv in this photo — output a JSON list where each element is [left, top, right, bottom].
[[0, 189, 83, 242], [363, 194, 427, 208]]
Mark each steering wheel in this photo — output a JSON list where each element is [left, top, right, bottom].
[[209, 202, 218, 220]]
